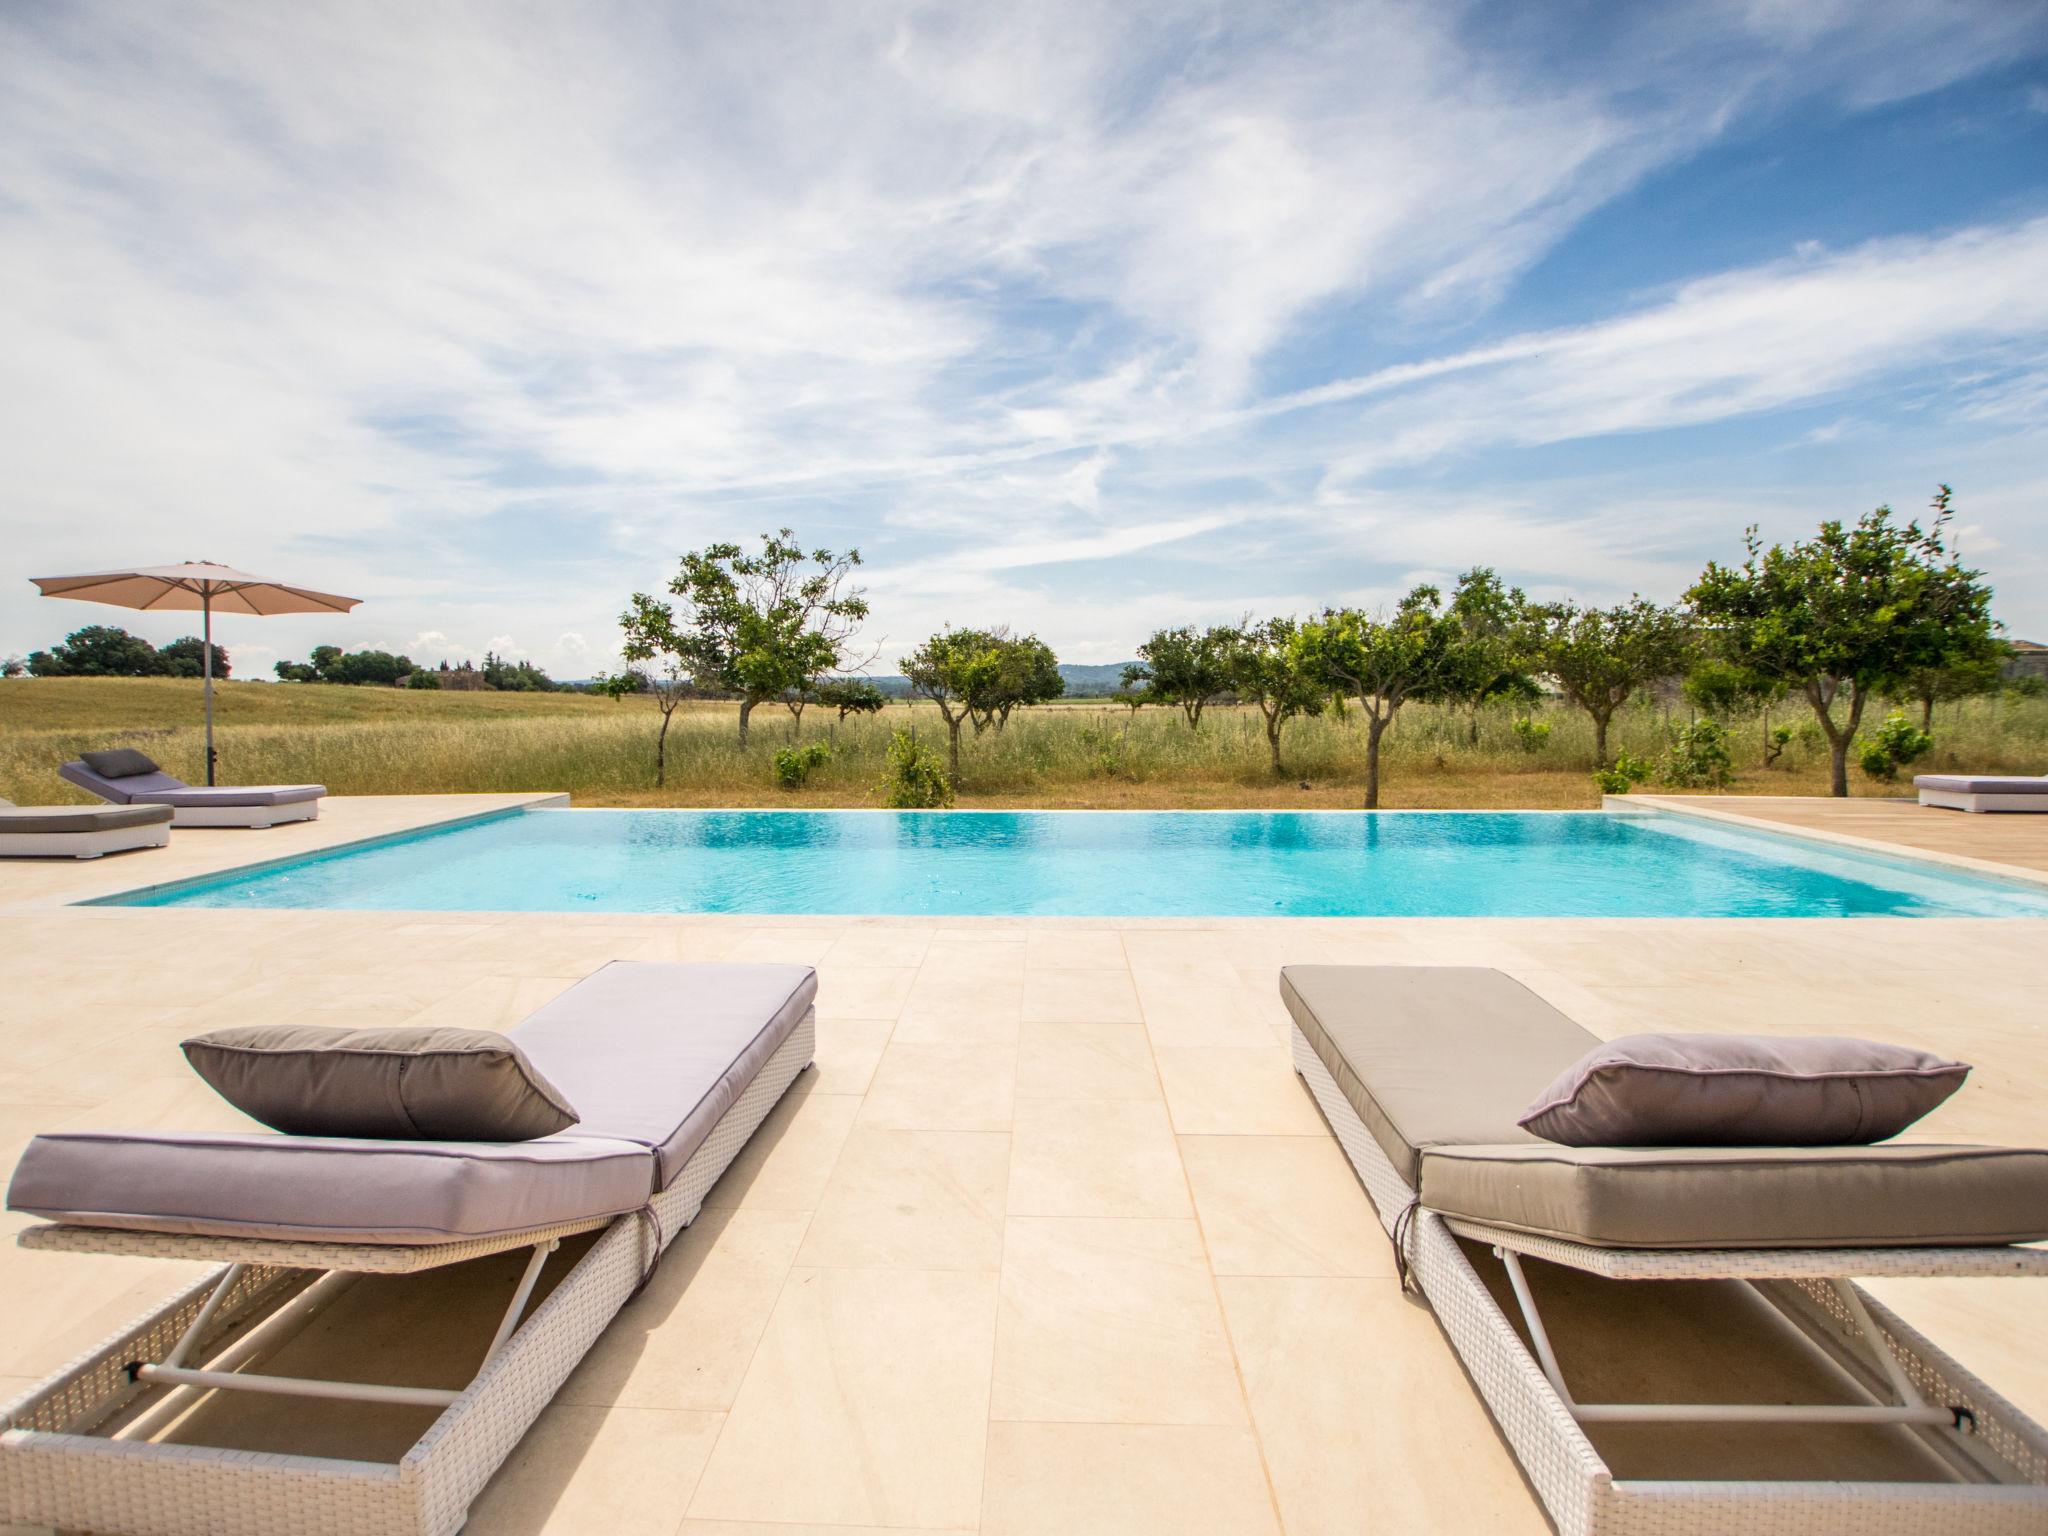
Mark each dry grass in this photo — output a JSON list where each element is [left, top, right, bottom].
[[4, 676, 2044, 810]]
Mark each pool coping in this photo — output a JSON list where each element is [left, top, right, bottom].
[[1616, 794, 2048, 893], [46, 795, 571, 911]]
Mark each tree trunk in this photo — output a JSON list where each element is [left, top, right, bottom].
[[1467, 704, 1479, 746], [1363, 710, 1390, 808], [1590, 709, 1610, 768], [1919, 693, 1934, 733], [737, 697, 755, 747], [656, 708, 674, 788], [1264, 707, 1284, 775], [946, 717, 962, 786], [1807, 680, 1863, 798]]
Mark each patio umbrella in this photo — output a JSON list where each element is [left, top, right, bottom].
[[30, 561, 360, 785]]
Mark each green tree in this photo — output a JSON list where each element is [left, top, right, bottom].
[[902, 629, 1004, 786], [1904, 644, 2009, 732], [156, 636, 230, 679], [1113, 664, 1152, 715], [1687, 489, 1996, 796], [1224, 617, 1326, 776], [1440, 568, 1533, 744], [1294, 586, 1453, 808], [27, 625, 162, 677], [1134, 625, 1235, 729], [1682, 658, 1788, 767], [643, 529, 868, 747], [603, 594, 699, 787], [815, 678, 886, 721], [1531, 598, 1691, 769], [978, 632, 1064, 732]]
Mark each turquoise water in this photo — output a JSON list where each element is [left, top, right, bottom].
[[109, 808, 2048, 917]]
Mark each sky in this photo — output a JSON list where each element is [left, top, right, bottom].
[[3, 1, 2046, 681]]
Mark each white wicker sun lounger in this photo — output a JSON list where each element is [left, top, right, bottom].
[[0, 795, 171, 858], [0, 961, 816, 1536], [60, 749, 324, 828], [1283, 964, 2048, 1536]]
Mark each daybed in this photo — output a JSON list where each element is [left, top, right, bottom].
[[1282, 963, 2048, 1536], [60, 748, 324, 828], [0, 960, 816, 1536], [0, 795, 171, 858], [1915, 774, 2048, 813]]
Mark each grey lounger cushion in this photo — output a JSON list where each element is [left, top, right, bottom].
[[1420, 1142, 2048, 1250], [1281, 963, 2048, 1251], [182, 1025, 580, 1141], [0, 800, 172, 834], [6, 960, 815, 1243], [6, 1131, 653, 1243], [514, 961, 817, 1186], [1914, 774, 2048, 795], [1280, 965, 1584, 1185], [78, 747, 161, 779], [1518, 1032, 1968, 1147], [58, 760, 325, 807]]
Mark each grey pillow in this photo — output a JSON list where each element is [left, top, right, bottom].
[[182, 1025, 580, 1141], [1518, 1033, 1968, 1148], [80, 747, 161, 779]]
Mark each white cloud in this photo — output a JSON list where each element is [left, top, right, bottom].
[[3, 0, 2046, 665]]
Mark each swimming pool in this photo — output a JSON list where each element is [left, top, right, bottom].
[[106, 807, 2048, 918]]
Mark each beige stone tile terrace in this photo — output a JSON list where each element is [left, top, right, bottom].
[[1, 794, 2045, 1533]]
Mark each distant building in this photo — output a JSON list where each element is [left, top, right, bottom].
[[2008, 640, 2048, 683]]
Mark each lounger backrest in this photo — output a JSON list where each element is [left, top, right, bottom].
[[1281, 965, 1595, 1186], [513, 960, 818, 1186], [58, 761, 192, 804]]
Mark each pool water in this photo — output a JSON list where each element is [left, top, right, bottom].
[[109, 808, 2048, 918]]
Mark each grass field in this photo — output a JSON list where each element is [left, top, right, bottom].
[[4, 676, 2045, 810]]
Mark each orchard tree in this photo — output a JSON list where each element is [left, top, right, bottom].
[[1440, 567, 1534, 743], [903, 628, 1004, 787], [1687, 489, 1996, 796], [1135, 625, 1235, 729], [1294, 586, 1453, 808], [1531, 598, 1691, 768], [1904, 641, 2009, 731], [1224, 618, 1326, 776], [602, 594, 696, 787], [977, 633, 1064, 732], [815, 678, 887, 722], [641, 529, 868, 747], [1113, 665, 1153, 715], [1683, 658, 1789, 767]]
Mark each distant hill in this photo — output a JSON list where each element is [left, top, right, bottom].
[[863, 662, 1136, 699]]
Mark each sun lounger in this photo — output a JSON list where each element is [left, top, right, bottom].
[[0, 960, 816, 1536], [0, 795, 171, 858], [1282, 964, 2048, 1536], [1915, 773, 2048, 813], [60, 749, 324, 827]]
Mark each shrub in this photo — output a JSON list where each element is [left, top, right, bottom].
[[406, 668, 442, 690], [878, 729, 953, 808], [1077, 724, 1127, 778], [1763, 724, 1793, 768], [773, 740, 832, 788], [1509, 716, 1550, 752], [1591, 752, 1654, 795], [1857, 712, 1933, 782], [1659, 718, 1734, 789]]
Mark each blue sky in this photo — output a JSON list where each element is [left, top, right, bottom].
[[3, 1, 2046, 678]]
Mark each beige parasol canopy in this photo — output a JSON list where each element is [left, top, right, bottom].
[[30, 561, 360, 784]]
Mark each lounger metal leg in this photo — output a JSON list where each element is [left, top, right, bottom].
[[1493, 1247, 1961, 1430], [133, 1241, 560, 1412]]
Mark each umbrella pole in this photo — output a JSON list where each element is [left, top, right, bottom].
[[203, 595, 217, 786]]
